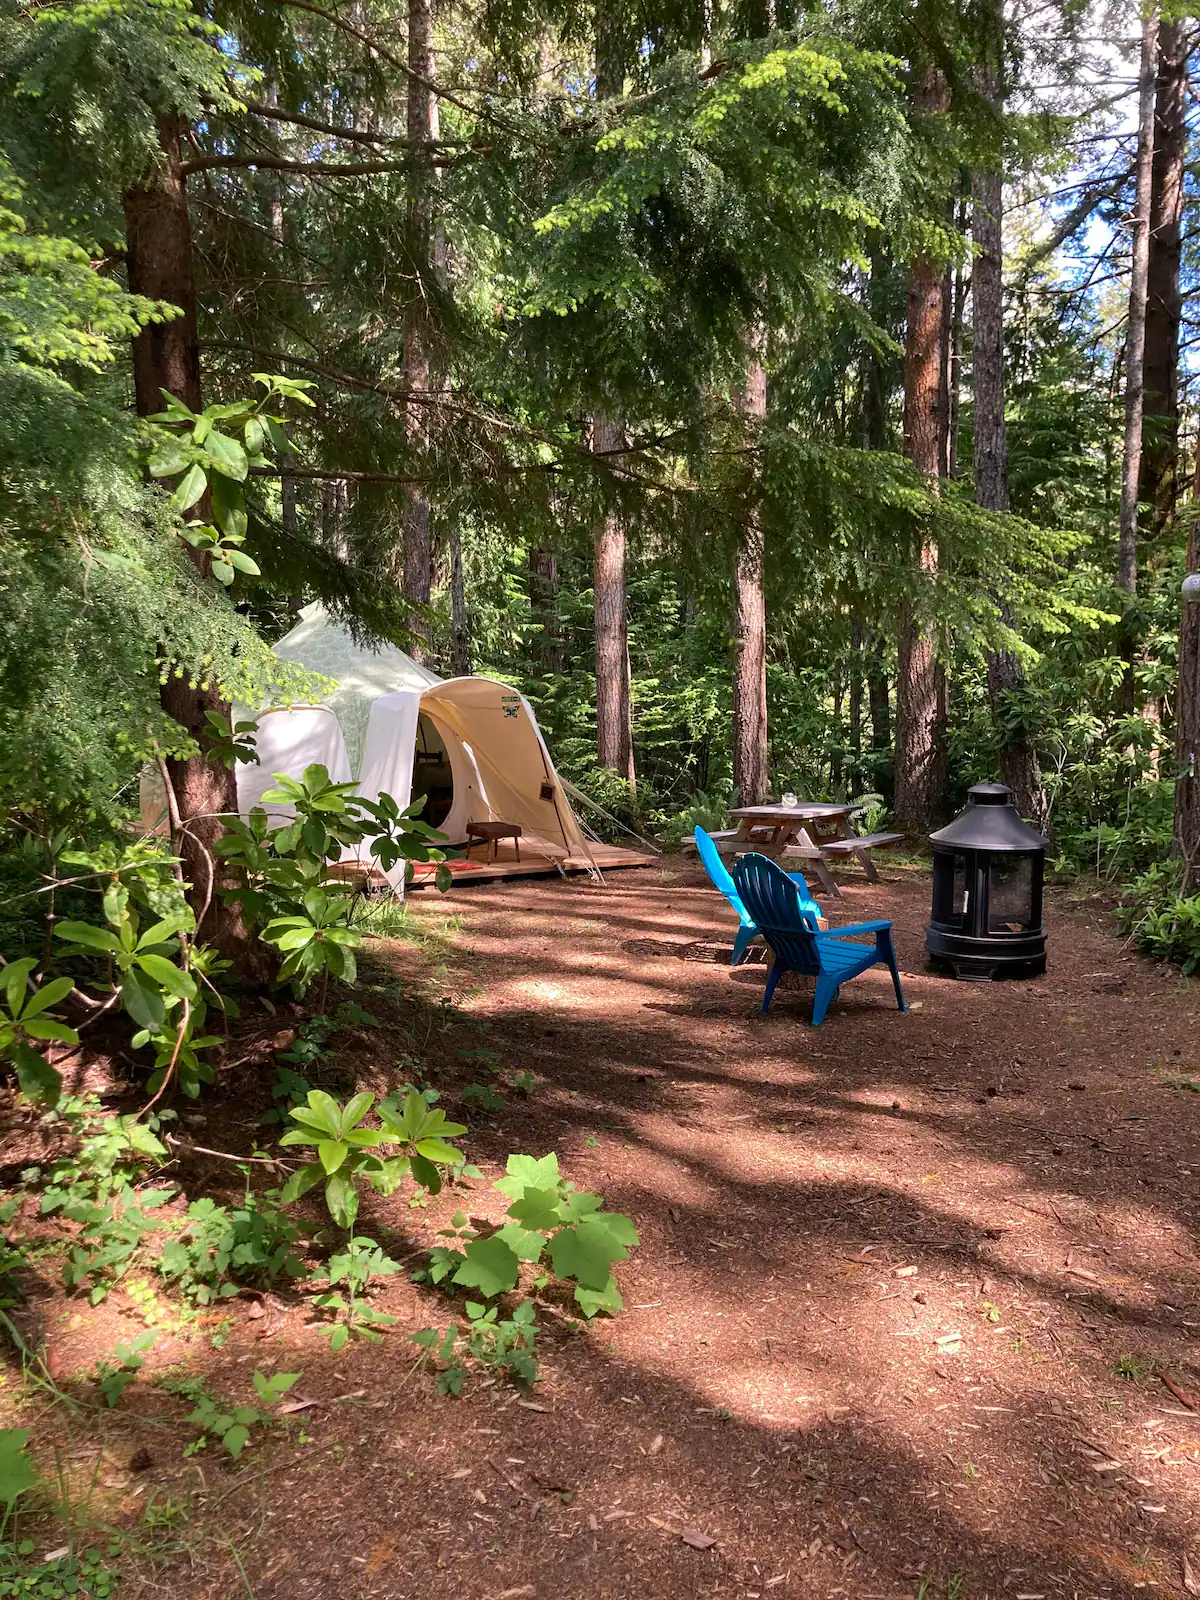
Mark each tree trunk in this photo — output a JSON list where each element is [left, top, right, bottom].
[[266, 79, 301, 571], [1175, 476, 1200, 890], [972, 35, 1048, 832], [528, 542, 564, 673], [849, 615, 863, 786], [938, 254, 954, 477], [449, 525, 471, 676], [732, 338, 769, 806], [894, 67, 950, 836], [321, 477, 348, 555], [1118, 9, 1159, 598], [592, 416, 635, 783], [124, 115, 245, 953], [1139, 17, 1187, 543], [401, 0, 439, 661], [589, 12, 634, 786], [867, 640, 890, 756]]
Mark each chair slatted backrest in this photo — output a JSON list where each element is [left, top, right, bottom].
[[733, 853, 822, 973], [694, 827, 750, 923]]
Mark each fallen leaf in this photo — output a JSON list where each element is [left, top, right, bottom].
[[587, 1513, 600, 1532], [681, 1527, 717, 1550], [648, 1433, 664, 1455], [517, 1399, 549, 1412], [497, 1588, 536, 1599], [895, 1265, 918, 1278], [1183, 1553, 1200, 1596]]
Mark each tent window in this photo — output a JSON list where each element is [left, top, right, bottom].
[[413, 713, 453, 827]]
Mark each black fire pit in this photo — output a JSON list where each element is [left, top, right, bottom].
[[925, 782, 1048, 980]]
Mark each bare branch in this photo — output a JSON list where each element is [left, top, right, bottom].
[[180, 151, 461, 177], [219, 97, 477, 150]]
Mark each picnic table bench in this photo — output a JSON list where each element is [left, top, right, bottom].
[[722, 802, 903, 898]]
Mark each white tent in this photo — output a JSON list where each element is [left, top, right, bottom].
[[236, 605, 594, 886]]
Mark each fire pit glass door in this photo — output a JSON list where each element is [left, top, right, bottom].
[[931, 852, 969, 927], [986, 855, 1037, 933]]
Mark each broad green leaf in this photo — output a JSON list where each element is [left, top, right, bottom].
[[55, 921, 121, 953], [264, 417, 289, 454], [452, 1235, 520, 1297], [147, 441, 191, 478], [11, 1044, 61, 1107], [222, 1424, 251, 1458], [244, 417, 264, 455], [494, 1152, 560, 1200], [546, 1219, 630, 1290], [574, 1277, 624, 1318], [0, 1430, 37, 1505], [121, 970, 165, 1032], [136, 913, 194, 950], [415, 1137, 464, 1166], [205, 430, 248, 481], [324, 1169, 358, 1228], [341, 1091, 375, 1131], [211, 557, 235, 585], [318, 1140, 349, 1175], [23, 1019, 78, 1044], [2, 958, 36, 1016], [171, 461, 207, 511], [19, 976, 73, 1019], [329, 1323, 349, 1351], [279, 1162, 324, 1204], [136, 953, 197, 1000], [555, 1189, 606, 1222], [506, 1186, 563, 1232], [409, 1152, 442, 1194], [493, 1221, 547, 1264], [226, 549, 260, 576], [291, 1090, 343, 1137]]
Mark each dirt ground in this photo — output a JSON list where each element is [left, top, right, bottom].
[[5, 856, 1200, 1600]]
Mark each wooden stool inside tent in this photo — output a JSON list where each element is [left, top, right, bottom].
[[465, 821, 522, 862]]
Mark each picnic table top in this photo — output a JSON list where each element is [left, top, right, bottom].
[[728, 801, 857, 822]]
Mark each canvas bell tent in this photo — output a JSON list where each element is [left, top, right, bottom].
[[232, 605, 600, 887]]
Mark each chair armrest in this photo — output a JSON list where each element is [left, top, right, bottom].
[[825, 919, 893, 938]]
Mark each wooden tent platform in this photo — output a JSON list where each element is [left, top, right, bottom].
[[407, 842, 656, 889], [332, 842, 658, 892]]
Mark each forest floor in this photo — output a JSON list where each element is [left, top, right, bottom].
[[4, 855, 1200, 1600]]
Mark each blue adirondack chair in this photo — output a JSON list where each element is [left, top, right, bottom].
[[693, 827, 820, 966], [732, 852, 908, 1026]]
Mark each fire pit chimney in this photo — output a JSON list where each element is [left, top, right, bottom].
[[925, 783, 1048, 980]]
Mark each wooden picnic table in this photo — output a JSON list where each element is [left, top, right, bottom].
[[722, 801, 902, 898]]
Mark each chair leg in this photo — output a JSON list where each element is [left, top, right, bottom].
[[811, 974, 839, 1026], [731, 925, 756, 967], [761, 959, 787, 1013], [877, 931, 908, 1012]]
